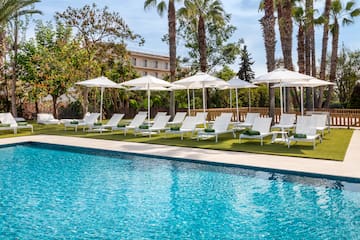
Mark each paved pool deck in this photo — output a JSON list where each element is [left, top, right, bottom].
[[0, 130, 359, 180]]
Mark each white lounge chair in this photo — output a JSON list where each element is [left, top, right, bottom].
[[271, 113, 296, 131], [0, 112, 33, 134], [311, 114, 329, 137], [167, 112, 187, 125], [233, 112, 260, 129], [136, 115, 171, 137], [288, 116, 322, 149], [239, 117, 273, 146], [113, 113, 147, 136], [165, 116, 198, 140], [37, 113, 60, 125], [197, 113, 233, 142], [146, 111, 167, 125], [194, 112, 208, 129], [88, 113, 125, 133], [64, 112, 100, 132]]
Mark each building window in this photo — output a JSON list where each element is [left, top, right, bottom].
[[143, 71, 148, 76], [144, 60, 148, 67], [155, 72, 158, 78], [132, 58, 136, 66], [165, 62, 169, 70], [154, 61, 158, 68]]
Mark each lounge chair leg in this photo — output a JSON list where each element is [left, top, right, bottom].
[[261, 138, 263, 146]]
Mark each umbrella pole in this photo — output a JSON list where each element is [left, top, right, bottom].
[[279, 85, 283, 115], [235, 88, 239, 122], [202, 84, 206, 113], [100, 87, 104, 121], [192, 89, 195, 112], [148, 85, 151, 125], [248, 88, 251, 111], [312, 87, 315, 111], [301, 86, 304, 116], [187, 88, 190, 115], [229, 89, 232, 108]]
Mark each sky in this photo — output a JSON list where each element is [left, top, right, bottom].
[[31, 0, 360, 76]]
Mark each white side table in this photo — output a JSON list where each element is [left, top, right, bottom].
[[271, 131, 289, 143]]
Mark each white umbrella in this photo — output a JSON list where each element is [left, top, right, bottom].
[[252, 68, 313, 114], [76, 76, 123, 120], [120, 75, 173, 124], [173, 72, 228, 114], [222, 78, 258, 122], [273, 78, 334, 115]]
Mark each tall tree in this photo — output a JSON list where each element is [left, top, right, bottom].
[[237, 45, 255, 82], [304, 0, 314, 109], [144, 0, 181, 118], [178, 0, 229, 72], [277, 0, 294, 112], [317, 0, 331, 108], [259, 0, 276, 118], [0, 0, 41, 116], [56, 4, 143, 114], [325, 0, 360, 107]]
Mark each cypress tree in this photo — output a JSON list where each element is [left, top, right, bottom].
[[237, 45, 255, 82]]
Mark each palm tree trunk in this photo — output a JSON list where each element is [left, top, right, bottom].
[[325, 19, 339, 108], [278, 0, 294, 112], [317, 0, 331, 108], [198, 15, 207, 73], [11, 15, 19, 117], [168, 0, 176, 118], [260, 0, 276, 119], [297, 23, 305, 74], [305, 0, 314, 110], [198, 14, 208, 109]]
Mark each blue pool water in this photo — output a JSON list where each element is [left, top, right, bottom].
[[0, 143, 360, 239]]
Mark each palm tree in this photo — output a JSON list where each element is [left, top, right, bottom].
[[277, 0, 294, 112], [317, 0, 331, 108], [0, 0, 41, 116], [144, 0, 181, 117], [178, 0, 227, 72], [259, 0, 276, 119], [325, 0, 360, 108]]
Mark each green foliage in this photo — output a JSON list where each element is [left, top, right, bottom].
[[335, 48, 360, 107], [215, 65, 236, 81], [177, 0, 242, 71], [348, 82, 360, 108], [237, 45, 255, 81]]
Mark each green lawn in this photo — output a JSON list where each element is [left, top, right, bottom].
[[0, 122, 353, 161]]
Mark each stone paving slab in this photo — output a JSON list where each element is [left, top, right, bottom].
[[0, 131, 359, 179]]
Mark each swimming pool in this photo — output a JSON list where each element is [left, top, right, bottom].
[[1, 143, 359, 239]]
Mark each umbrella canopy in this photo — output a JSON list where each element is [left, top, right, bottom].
[[76, 76, 123, 120], [173, 72, 228, 114], [252, 68, 313, 114], [121, 75, 173, 123], [222, 77, 258, 122], [272, 78, 334, 115], [252, 68, 314, 84]]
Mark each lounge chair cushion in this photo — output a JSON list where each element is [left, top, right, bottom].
[[293, 133, 307, 138], [204, 128, 215, 133], [243, 130, 260, 136]]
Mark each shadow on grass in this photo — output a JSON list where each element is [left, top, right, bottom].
[[1, 122, 353, 161]]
